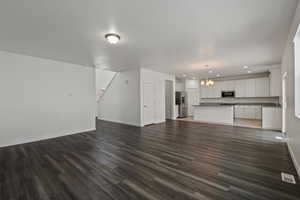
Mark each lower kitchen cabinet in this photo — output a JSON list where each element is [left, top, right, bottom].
[[234, 105, 262, 119], [262, 107, 282, 130]]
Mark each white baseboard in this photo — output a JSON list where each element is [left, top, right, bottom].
[[287, 140, 300, 178], [98, 118, 142, 127], [0, 128, 96, 148]]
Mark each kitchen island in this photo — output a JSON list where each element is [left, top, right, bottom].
[[192, 103, 281, 130], [193, 104, 234, 125]]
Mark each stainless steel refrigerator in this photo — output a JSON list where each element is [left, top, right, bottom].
[[175, 91, 187, 118]]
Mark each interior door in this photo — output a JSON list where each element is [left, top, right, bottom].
[[143, 82, 155, 125]]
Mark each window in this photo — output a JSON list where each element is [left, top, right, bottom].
[[294, 24, 300, 118]]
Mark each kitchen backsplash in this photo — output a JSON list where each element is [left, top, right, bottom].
[[199, 97, 280, 105]]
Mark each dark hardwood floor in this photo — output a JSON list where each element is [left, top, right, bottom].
[[1, 120, 299, 200]]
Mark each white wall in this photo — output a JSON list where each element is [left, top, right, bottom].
[[295, 29, 300, 118], [175, 80, 185, 91], [140, 68, 176, 126], [95, 69, 116, 91], [0, 51, 96, 147], [281, 1, 300, 176], [269, 67, 282, 97], [185, 79, 199, 89], [98, 69, 141, 126], [95, 69, 116, 117]]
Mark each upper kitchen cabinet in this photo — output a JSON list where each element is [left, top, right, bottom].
[[245, 79, 255, 97], [200, 75, 273, 99], [255, 77, 270, 97], [201, 84, 216, 98], [222, 80, 235, 91], [235, 79, 246, 97], [269, 68, 282, 96], [213, 81, 221, 98]]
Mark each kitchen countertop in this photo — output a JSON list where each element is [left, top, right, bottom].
[[193, 103, 281, 107]]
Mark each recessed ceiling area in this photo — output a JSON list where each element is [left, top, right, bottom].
[[0, 0, 297, 77]]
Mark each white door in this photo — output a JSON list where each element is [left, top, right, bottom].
[[143, 82, 155, 125]]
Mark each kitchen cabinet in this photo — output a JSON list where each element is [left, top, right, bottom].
[[213, 81, 221, 98], [218, 81, 226, 92], [218, 80, 235, 91], [262, 107, 282, 130], [235, 79, 246, 97], [200, 84, 219, 98], [234, 105, 262, 119], [254, 106, 262, 119], [234, 106, 241, 118], [244, 106, 255, 119], [245, 79, 255, 97], [200, 76, 271, 99], [255, 77, 269, 97]]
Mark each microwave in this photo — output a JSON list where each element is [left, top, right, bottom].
[[221, 91, 235, 98]]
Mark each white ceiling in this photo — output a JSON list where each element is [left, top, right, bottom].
[[0, 0, 298, 77]]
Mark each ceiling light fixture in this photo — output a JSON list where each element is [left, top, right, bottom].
[[243, 66, 249, 69], [183, 74, 186, 77], [247, 70, 252, 73], [208, 70, 213, 74], [200, 79, 214, 87], [216, 74, 221, 77], [105, 33, 121, 44]]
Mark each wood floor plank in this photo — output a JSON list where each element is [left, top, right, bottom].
[[0, 119, 299, 200]]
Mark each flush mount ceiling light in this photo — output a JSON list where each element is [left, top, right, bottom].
[[243, 65, 249, 69], [105, 33, 121, 44], [216, 74, 221, 77], [208, 70, 213, 74], [247, 70, 252, 73]]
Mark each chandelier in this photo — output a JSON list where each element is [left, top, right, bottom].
[[200, 79, 214, 87]]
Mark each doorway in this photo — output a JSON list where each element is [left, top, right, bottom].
[[165, 80, 173, 119]]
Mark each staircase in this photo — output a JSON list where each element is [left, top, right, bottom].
[[96, 69, 118, 117]]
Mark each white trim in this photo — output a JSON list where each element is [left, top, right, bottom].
[[282, 72, 288, 133], [287, 140, 300, 178], [0, 128, 96, 148], [99, 118, 142, 127], [293, 23, 300, 43]]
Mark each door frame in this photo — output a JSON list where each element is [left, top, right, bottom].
[[282, 72, 287, 133], [165, 80, 174, 120]]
